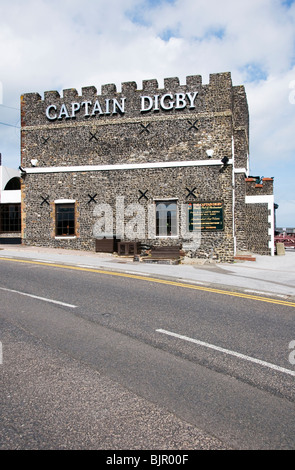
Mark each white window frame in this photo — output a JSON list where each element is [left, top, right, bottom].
[[54, 199, 76, 239], [154, 198, 179, 238]]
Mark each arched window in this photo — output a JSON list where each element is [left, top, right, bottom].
[[4, 177, 21, 190]]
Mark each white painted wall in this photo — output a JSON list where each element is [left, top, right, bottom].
[[0, 166, 21, 203]]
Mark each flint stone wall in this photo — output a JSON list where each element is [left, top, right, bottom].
[[245, 203, 271, 255]]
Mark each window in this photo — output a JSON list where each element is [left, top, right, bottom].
[[0, 204, 21, 232], [55, 203, 75, 237], [4, 177, 21, 190], [155, 201, 177, 236]]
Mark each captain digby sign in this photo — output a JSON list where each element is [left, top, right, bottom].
[[45, 91, 199, 121]]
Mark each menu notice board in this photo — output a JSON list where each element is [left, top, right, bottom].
[[188, 202, 224, 231]]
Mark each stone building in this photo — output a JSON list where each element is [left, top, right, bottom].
[[20, 72, 275, 261]]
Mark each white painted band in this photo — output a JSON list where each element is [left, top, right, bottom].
[[24, 159, 233, 174]]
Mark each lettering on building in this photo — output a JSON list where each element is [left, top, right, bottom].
[[45, 92, 199, 121]]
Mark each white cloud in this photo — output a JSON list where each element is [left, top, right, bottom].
[[246, 70, 295, 163], [0, 0, 295, 225]]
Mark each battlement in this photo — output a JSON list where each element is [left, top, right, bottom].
[[20, 71, 246, 129], [21, 72, 233, 103], [245, 177, 274, 195]]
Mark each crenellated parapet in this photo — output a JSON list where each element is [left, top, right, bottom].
[[245, 177, 274, 196], [20, 72, 246, 127], [23, 74, 205, 102]]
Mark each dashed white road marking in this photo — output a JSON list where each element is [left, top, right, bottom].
[[0, 286, 77, 308], [156, 328, 295, 377]]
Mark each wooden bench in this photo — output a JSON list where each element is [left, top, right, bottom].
[[149, 245, 182, 259]]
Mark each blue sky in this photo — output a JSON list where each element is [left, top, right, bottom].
[[0, 0, 295, 227]]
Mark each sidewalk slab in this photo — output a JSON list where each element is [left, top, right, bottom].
[[0, 245, 295, 299]]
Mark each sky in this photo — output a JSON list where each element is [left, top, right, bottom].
[[0, 0, 295, 227]]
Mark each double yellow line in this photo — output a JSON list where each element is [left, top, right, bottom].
[[1, 256, 295, 308]]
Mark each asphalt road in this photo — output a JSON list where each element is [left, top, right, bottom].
[[1, 257, 295, 450]]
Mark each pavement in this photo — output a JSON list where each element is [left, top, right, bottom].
[[0, 244, 295, 301]]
